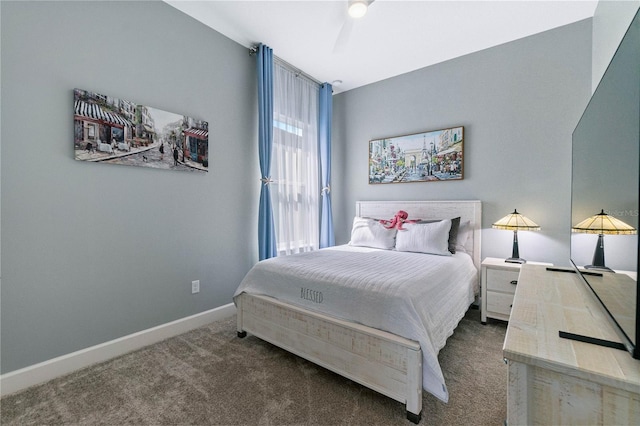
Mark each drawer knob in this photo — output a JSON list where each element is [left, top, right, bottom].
[[510, 280, 518, 285]]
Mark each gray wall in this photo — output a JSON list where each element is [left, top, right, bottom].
[[592, 0, 640, 92], [0, 1, 258, 373], [332, 20, 593, 267]]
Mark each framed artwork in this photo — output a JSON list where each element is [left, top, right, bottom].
[[369, 126, 463, 184], [73, 88, 209, 172]]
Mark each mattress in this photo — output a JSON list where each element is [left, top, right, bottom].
[[233, 244, 478, 402]]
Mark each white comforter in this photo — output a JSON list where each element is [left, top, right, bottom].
[[233, 245, 478, 403]]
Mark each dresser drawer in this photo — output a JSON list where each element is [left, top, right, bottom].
[[486, 291, 514, 316], [486, 269, 519, 293]]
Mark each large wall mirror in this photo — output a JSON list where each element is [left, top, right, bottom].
[[571, 9, 639, 359]]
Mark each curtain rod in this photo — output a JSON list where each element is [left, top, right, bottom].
[[249, 45, 323, 87]]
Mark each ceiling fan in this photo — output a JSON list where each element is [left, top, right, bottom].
[[348, 0, 373, 18], [333, 0, 376, 53]]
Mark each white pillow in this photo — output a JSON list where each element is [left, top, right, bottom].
[[455, 220, 472, 254], [395, 219, 452, 256], [349, 217, 397, 250]]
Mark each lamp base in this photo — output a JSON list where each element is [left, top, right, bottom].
[[584, 264, 615, 273], [585, 234, 615, 272], [505, 231, 526, 264]]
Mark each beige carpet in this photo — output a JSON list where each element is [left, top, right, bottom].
[[1, 308, 507, 425]]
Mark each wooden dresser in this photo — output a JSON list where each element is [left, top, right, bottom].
[[503, 264, 640, 425], [481, 257, 552, 323]]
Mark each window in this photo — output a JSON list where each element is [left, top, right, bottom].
[[271, 63, 320, 255]]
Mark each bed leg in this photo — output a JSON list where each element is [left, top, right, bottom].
[[236, 295, 246, 338], [406, 410, 421, 424], [406, 347, 423, 424]]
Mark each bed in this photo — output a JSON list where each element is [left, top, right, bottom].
[[234, 200, 482, 423]]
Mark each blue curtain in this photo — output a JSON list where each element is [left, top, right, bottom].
[[257, 45, 277, 260], [319, 83, 335, 248]]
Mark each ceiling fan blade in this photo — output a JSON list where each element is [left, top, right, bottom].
[[332, 17, 354, 53], [333, 0, 375, 53]]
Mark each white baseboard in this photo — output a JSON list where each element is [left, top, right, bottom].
[[0, 303, 236, 397]]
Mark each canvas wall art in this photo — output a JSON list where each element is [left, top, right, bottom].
[[74, 88, 208, 172], [369, 126, 463, 184]]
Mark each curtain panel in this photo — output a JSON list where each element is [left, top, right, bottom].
[[256, 45, 277, 260], [271, 61, 320, 255], [319, 83, 335, 248]]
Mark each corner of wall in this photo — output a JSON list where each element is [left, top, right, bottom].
[[591, 1, 640, 92]]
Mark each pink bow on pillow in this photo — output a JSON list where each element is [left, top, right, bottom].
[[380, 210, 418, 230]]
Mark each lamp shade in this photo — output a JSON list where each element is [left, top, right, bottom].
[[492, 210, 540, 231], [572, 209, 637, 235]]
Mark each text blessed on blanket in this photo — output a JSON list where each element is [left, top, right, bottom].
[[301, 287, 323, 303]]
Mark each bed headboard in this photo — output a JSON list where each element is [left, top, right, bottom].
[[355, 200, 482, 277]]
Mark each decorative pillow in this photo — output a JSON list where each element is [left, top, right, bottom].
[[419, 217, 461, 253], [349, 217, 397, 250], [447, 216, 461, 253], [395, 219, 452, 256]]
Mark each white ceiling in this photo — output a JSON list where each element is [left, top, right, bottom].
[[165, 0, 597, 93]]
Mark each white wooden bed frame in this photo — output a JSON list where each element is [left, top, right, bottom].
[[236, 200, 482, 423]]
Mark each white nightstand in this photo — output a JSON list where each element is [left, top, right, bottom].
[[481, 257, 552, 324]]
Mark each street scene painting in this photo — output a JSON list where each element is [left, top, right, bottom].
[[74, 88, 208, 172], [369, 126, 463, 184]]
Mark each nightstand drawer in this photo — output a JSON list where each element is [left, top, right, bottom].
[[486, 269, 519, 293], [486, 291, 514, 316]]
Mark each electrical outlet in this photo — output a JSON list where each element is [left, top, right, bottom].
[[191, 280, 200, 294]]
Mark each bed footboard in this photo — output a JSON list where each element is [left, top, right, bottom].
[[236, 293, 423, 423]]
